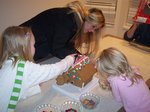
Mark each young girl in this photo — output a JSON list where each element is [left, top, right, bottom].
[[96, 47, 150, 112], [0, 26, 74, 112]]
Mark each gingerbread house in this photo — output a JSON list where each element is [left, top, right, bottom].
[[56, 55, 97, 88]]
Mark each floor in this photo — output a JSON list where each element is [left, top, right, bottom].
[[99, 36, 150, 81]]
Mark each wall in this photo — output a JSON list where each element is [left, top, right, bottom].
[[86, 0, 130, 38], [0, 0, 72, 33], [0, 0, 130, 38]]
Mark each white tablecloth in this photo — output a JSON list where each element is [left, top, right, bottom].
[[16, 78, 122, 112]]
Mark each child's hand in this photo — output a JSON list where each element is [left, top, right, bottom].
[[98, 79, 111, 90], [69, 53, 79, 64], [90, 57, 97, 65], [67, 53, 82, 66], [97, 72, 110, 89]]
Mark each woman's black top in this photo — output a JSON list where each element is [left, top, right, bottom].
[[20, 7, 78, 60]]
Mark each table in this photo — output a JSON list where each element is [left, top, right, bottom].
[[16, 56, 122, 112], [16, 80, 122, 112]]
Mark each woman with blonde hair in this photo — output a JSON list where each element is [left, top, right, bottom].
[[96, 47, 150, 112], [20, 0, 105, 61]]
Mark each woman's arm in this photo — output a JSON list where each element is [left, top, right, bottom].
[[124, 22, 140, 41]]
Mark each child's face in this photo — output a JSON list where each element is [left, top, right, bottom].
[[30, 33, 35, 57]]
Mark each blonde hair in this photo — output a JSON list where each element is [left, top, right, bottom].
[[67, 0, 88, 31], [0, 26, 33, 68], [96, 47, 142, 85], [87, 8, 105, 28], [67, 1, 105, 56]]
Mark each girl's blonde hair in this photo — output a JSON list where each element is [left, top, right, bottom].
[[67, 1, 105, 56], [0, 26, 33, 68], [96, 47, 142, 85]]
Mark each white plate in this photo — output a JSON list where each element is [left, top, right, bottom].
[[61, 100, 82, 112], [35, 104, 60, 112]]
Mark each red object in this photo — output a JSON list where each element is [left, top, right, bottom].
[[134, 0, 150, 24], [65, 108, 77, 112]]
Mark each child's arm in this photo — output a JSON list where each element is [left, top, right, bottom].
[[24, 55, 74, 86], [97, 72, 110, 90]]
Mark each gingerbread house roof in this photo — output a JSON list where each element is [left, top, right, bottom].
[[65, 55, 97, 85]]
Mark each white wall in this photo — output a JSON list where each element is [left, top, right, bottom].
[[0, 0, 72, 33], [0, 0, 130, 38], [91, 0, 130, 38]]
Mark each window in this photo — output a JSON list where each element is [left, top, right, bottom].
[[126, 0, 140, 26], [85, 0, 117, 27]]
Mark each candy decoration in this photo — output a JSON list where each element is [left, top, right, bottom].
[[65, 55, 90, 81], [65, 108, 77, 112]]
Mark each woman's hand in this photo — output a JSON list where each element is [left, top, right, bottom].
[[127, 21, 140, 38]]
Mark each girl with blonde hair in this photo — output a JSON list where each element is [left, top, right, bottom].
[[96, 47, 150, 112], [0, 26, 74, 112]]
